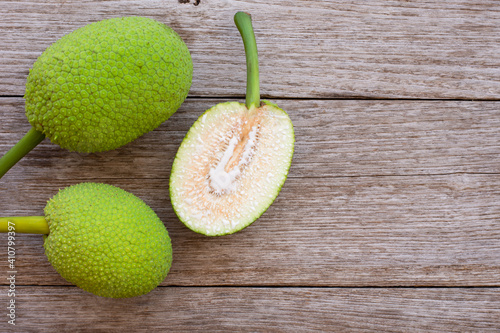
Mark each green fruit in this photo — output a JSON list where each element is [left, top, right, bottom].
[[25, 16, 192, 153], [170, 101, 294, 236], [43, 182, 172, 298], [169, 13, 294, 236]]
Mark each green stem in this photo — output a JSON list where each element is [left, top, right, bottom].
[[234, 12, 260, 109], [0, 216, 49, 234], [0, 128, 45, 180]]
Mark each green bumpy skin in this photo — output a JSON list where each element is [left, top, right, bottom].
[[25, 16, 192, 153], [43, 183, 172, 298]]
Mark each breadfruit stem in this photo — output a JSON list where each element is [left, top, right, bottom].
[[234, 12, 260, 109], [0, 128, 45, 180], [0, 216, 49, 234]]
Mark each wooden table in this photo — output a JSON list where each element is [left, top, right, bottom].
[[1, 1, 500, 331]]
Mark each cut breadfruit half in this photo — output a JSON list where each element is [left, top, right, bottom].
[[169, 12, 295, 236], [170, 101, 294, 236]]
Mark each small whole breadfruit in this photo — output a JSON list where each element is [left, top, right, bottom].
[[0, 182, 173, 298], [0, 16, 192, 179], [169, 12, 295, 236]]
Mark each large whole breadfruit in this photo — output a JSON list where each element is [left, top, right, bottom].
[[43, 183, 173, 298], [24, 16, 192, 153]]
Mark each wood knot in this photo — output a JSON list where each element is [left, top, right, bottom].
[[178, 0, 200, 5]]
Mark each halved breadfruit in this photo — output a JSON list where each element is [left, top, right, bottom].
[[170, 101, 294, 236], [170, 12, 295, 236]]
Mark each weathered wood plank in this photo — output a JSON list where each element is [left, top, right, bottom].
[[2, 287, 499, 332], [1, 173, 499, 286], [1, 1, 500, 99], [1, 98, 500, 180], [1, 97, 500, 286]]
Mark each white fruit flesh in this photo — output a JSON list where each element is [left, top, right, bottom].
[[170, 101, 294, 236]]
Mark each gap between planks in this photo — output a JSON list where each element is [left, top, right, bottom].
[[2, 95, 500, 102], [4, 284, 500, 289]]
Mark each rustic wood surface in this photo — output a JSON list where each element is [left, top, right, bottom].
[[9, 287, 500, 332], [1, 0, 500, 332]]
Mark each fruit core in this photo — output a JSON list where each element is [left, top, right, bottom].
[[209, 113, 260, 195]]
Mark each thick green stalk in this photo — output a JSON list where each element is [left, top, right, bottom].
[[0, 216, 49, 234], [0, 128, 45, 179], [234, 12, 260, 109]]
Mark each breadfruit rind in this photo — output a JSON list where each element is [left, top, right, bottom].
[[44, 182, 172, 298], [25, 16, 192, 153]]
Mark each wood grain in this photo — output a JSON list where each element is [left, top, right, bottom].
[[1, 98, 500, 180], [1, 173, 500, 287], [1, 99, 499, 287], [2, 287, 499, 332], [1, 0, 500, 99]]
